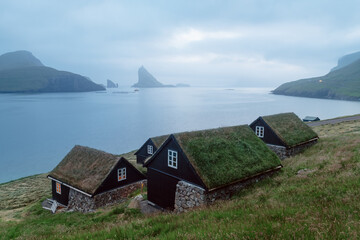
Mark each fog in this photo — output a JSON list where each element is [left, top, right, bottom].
[[1, 0, 360, 87]]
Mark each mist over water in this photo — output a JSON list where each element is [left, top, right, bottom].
[[1, 87, 359, 183]]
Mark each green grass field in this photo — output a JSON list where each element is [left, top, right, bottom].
[[1, 119, 360, 239]]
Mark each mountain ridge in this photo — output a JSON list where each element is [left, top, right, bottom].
[[273, 53, 360, 101], [0, 51, 105, 93]]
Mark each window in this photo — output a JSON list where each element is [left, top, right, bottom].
[[118, 168, 126, 181], [255, 126, 264, 138], [56, 182, 61, 194], [168, 150, 178, 169], [147, 145, 153, 154]]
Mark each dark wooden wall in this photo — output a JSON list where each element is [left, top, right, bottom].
[[250, 118, 285, 147], [52, 180, 70, 206], [95, 158, 146, 195], [147, 168, 179, 210], [136, 139, 157, 165], [146, 137, 205, 209]]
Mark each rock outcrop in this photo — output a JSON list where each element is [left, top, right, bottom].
[[132, 66, 174, 88], [107, 79, 118, 88]]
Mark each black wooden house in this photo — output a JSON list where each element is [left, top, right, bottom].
[[249, 112, 319, 159], [48, 145, 146, 212], [134, 135, 168, 165], [144, 125, 282, 211]]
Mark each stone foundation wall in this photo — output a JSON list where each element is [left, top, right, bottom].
[[174, 182, 205, 212], [266, 144, 287, 160], [67, 180, 146, 212], [267, 140, 318, 160], [174, 170, 279, 213]]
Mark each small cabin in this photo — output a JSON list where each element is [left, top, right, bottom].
[[144, 125, 282, 212], [303, 116, 320, 122], [134, 135, 168, 165], [250, 112, 319, 159], [47, 145, 146, 212]]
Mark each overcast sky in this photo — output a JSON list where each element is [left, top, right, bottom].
[[1, 0, 360, 87]]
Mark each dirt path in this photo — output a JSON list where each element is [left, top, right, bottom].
[[307, 115, 360, 127]]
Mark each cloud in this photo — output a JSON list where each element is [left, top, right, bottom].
[[1, 0, 360, 87], [169, 28, 242, 48]]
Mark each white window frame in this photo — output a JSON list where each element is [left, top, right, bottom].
[[168, 149, 178, 169], [147, 144, 153, 155], [117, 168, 126, 181], [56, 182, 61, 194], [255, 126, 264, 138]]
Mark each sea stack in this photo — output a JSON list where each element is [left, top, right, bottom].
[[132, 66, 172, 88], [107, 79, 118, 88]]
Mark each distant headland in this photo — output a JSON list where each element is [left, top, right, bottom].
[[273, 51, 360, 101], [0, 50, 105, 93], [131, 66, 190, 88]]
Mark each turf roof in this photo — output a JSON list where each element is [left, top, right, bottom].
[[173, 125, 282, 190], [49, 145, 120, 195], [262, 112, 318, 147], [150, 134, 169, 148]]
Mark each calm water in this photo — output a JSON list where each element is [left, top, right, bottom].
[[1, 87, 359, 183]]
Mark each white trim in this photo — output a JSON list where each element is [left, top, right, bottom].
[[147, 200, 156, 206], [167, 149, 178, 169], [147, 145, 153, 154], [47, 176, 92, 197], [255, 126, 264, 138]]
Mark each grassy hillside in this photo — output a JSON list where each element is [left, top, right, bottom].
[[0, 50, 105, 93], [0, 66, 105, 93], [273, 59, 360, 101], [1, 119, 360, 239]]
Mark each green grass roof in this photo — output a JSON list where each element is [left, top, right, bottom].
[[174, 125, 282, 190], [262, 112, 319, 147], [49, 145, 120, 195]]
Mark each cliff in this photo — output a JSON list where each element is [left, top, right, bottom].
[[107, 79, 118, 88], [131, 66, 174, 88], [0, 51, 105, 93], [273, 53, 360, 101]]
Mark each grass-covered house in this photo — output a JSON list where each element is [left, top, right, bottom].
[[144, 125, 282, 212], [250, 112, 319, 159], [47, 145, 146, 212], [134, 135, 169, 165]]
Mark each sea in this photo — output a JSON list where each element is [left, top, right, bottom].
[[1, 87, 359, 183]]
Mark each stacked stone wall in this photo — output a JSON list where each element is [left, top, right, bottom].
[[267, 139, 318, 160], [67, 180, 146, 212], [174, 170, 279, 213], [174, 182, 205, 212]]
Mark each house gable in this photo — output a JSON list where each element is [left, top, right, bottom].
[[95, 157, 146, 195], [135, 138, 155, 164], [145, 135, 206, 189], [135, 135, 169, 165], [250, 117, 286, 147]]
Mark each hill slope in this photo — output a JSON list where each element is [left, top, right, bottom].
[[0, 51, 105, 93], [0, 50, 44, 71], [273, 58, 360, 101], [1, 117, 359, 239]]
